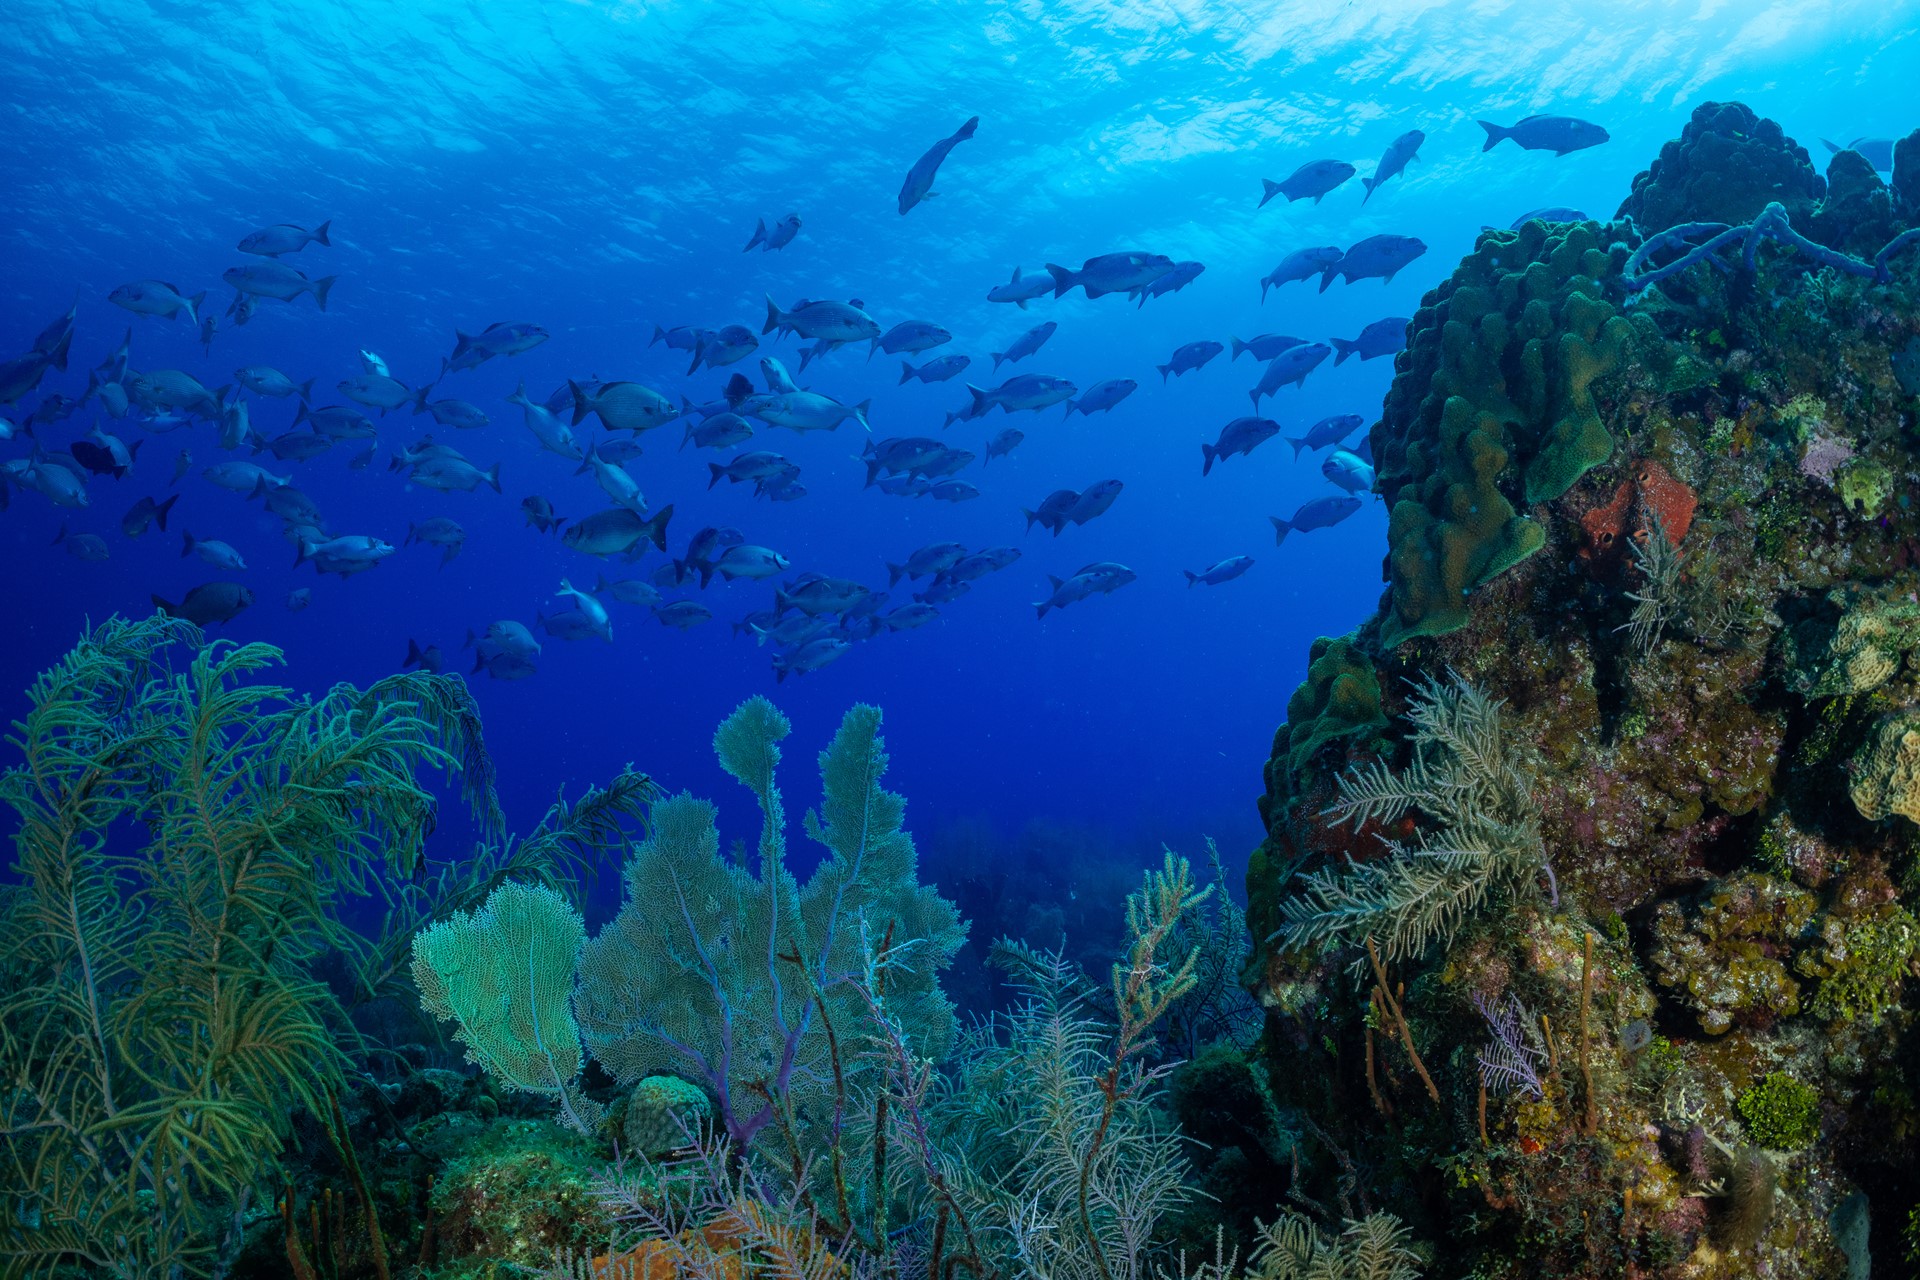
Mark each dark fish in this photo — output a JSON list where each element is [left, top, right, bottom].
[[1822, 136, 1895, 172], [743, 213, 801, 252], [522, 495, 564, 533], [1033, 562, 1135, 619], [286, 588, 312, 612], [1260, 159, 1354, 207], [237, 221, 331, 256], [222, 263, 336, 309], [1361, 130, 1424, 202], [1184, 555, 1254, 587], [968, 374, 1076, 415], [1230, 333, 1305, 362], [236, 366, 311, 400], [1323, 449, 1375, 494], [53, 525, 110, 561], [1202, 417, 1280, 475], [898, 116, 978, 215], [560, 505, 674, 558], [1251, 343, 1333, 406], [1159, 340, 1224, 382], [109, 280, 204, 324], [1044, 252, 1174, 300], [986, 265, 1055, 310], [1287, 413, 1365, 456], [900, 354, 971, 385], [403, 639, 444, 672], [1321, 235, 1426, 290], [121, 493, 179, 536], [152, 582, 254, 627], [993, 321, 1056, 370], [1331, 318, 1409, 365], [1270, 496, 1362, 544], [1478, 115, 1609, 156], [1131, 261, 1204, 306], [1067, 379, 1136, 417], [1260, 247, 1343, 301], [984, 428, 1025, 464], [1506, 207, 1587, 229]]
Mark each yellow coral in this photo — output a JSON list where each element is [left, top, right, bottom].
[[1851, 713, 1920, 823]]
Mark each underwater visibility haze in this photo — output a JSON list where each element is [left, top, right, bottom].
[[6, 0, 1920, 1276]]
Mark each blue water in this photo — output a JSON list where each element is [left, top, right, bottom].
[[3, 0, 1916, 889]]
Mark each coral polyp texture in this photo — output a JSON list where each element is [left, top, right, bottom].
[[1252, 104, 1920, 1279]]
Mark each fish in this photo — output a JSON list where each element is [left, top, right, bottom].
[[555, 579, 613, 641], [1322, 449, 1376, 494], [1351, 435, 1374, 465], [1321, 235, 1427, 289], [359, 350, 389, 376], [860, 436, 946, 486], [1066, 379, 1136, 417], [943, 546, 1021, 585], [205, 461, 289, 494], [442, 322, 549, 375], [226, 291, 257, 326], [1478, 115, 1610, 156], [986, 266, 1056, 310], [93, 327, 132, 385], [968, 374, 1076, 416], [652, 326, 712, 355], [287, 588, 312, 612], [569, 380, 675, 433], [1159, 340, 1224, 382], [888, 542, 969, 587], [1131, 261, 1205, 307], [405, 517, 467, 566], [560, 505, 675, 558], [1362, 130, 1424, 202], [339, 374, 413, 412], [216, 398, 251, 451], [260, 487, 323, 524], [1045, 252, 1175, 300], [1504, 207, 1589, 229], [1260, 247, 1343, 301], [412, 387, 491, 429], [1331, 318, 1410, 365], [774, 636, 850, 682], [466, 620, 542, 661], [72, 428, 141, 479], [152, 582, 253, 627], [236, 366, 312, 400], [691, 324, 759, 373], [882, 603, 940, 632], [715, 545, 792, 581], [6, 457, 88, 508], [655, 600, 714, 629], [899, 115, 978, 215], [408, 456, 501, 493], [775, 576, 874, 617], [943, 398, 989, 429], [1202, 417, 1281, 475], [1033, 562, 1136, 619], [222, 263, 336, 309], [1822, 136, 1896, 172], [751, 358, 799, 396], [109, 280, 205, 325], [197, 315, 217, 354], [1270, 496, 1363, 545], [0, 353, 49, 406], [1287, 413, 1365, 456], [32, 301, 77, 370], [523, 495, 564, 533], [737, 391, 871, 433], [128, 369, 224, 419], [578, 446, 648, 515], [1260, 159, 1355, 207], [678, 526, 747, 585], [91, 378, 130, 418], [52, 526, 110, 561], [506, 382, 585, 458], [403, 638, 444, 672], [1231, 334, 1305, 363], [121, 493, 179, 536], [1068, 480, 1123, 527], [756, 467, 805, 500], [993, 321, 1056, 370], [472, 651, 539, 680], [180, 528, 248, 570], [237, 221, 331, 256], [1251, 343, 1333, 407], [743, 213, 802, 252], [984, 428, 1025, 464], [682, 412, 755, 451], [596, 574, 662, 608], [296, 534, 396, 575], [901, 354, 972, 385], [538, 608, 607, 643], [1184, 556, 1254, 587], [762, 297, 881, 342], [710, 450, 797, 488], [748, 612, 831, 648], [1023, 488, 1080, 536], [872, 321, 952, 359], [593, 438, 646, 467], [295, 403, 376, 440], [346, 444, 375, 471]]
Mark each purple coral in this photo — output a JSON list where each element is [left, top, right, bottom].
[[1800, 431, 1855, 485], [1472, 992, 1546, 1099]]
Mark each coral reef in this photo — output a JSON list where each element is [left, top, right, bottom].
[[1250, 101, 1920, 1280]]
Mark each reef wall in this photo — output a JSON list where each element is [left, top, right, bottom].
[[1249, 102, 1920, 1279]]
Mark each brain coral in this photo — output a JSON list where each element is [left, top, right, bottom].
[[1616, 101, 1824, 228]]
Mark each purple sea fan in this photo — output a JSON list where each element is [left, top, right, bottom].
[[1472, 991, 1546, 1099]]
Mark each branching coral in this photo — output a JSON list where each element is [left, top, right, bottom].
[[1624, 200, 1920, 291], [0, 614, 498, 1277], [1273, 675, 1551, 969]]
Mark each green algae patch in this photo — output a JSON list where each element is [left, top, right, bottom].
[[1374, 219, 1654, 648], [1736, 1072, 1821, 1150]]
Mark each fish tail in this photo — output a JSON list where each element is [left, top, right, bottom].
[[568, 379, 592, 427], [644, 504, 673, 551], [966, 383, 989, 414], [1287, 437, 1307, 457], [1033, 600, 1050, 620], [312, 219, 331, 246], [1361, 175, 1378, 203], [1318, 266, 1338, 293], [1184, 570, 1198, 587], [1477, 119, 1508, 152], [955, 115, 979, 140], [1157, 364, 1172, 383], [1270, 516, 1292, 547], [1044, 263, 1074, 297], [180, 529, 194, 557], [854, 399, 871, 432], [483, 464, 501, 494], [405, 638, 424, 669], [185, 292, 205, 328], [745, 218, 767, 252], [311, 277, 337, 312], [1201, 444, 1215, 476], [299, 378, 314, 403], [1259, 178, 1282, 208], [151, 594, 177, 617], [1331, 339, 1356, 366], [708, 463, 725, 489], [153, 494, 178, 532], [762, 294, 782, 335], [413, 383, 433, 414], [899, 360, 917, 385], [1259, 277, 1274, 305]]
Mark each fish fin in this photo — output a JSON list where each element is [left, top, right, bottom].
[[1184, 570, 1198, 587], [405, 638, 423, 668], [1477, 119, 1507, 152], [1033, 601, 1050, 620], [1201, 444, 1215, 476], [853, 400, 871, 432], [966, 383, 989, 414], [1382, 269, 1398, 284], [1044, 263, 1074, 297], [745, 218, 767, 252], [1331, 339, 1355, 366], [297, 377, 314, 404], [708, 463, 725, 489], [899, 360, 917, 385], [1270, 516, 1292, 546], [295, 537, 316, 569], [1157, 364, 1172, 383], [51, 523, 65, 545], [1259, 277, 1273, 304], [185, 292, 206, 327], [153, 494, 178, 531], [180, 529, 194, 557], [151, 594, 176, 617], [991, 351, 1006, 370], [1361, 175, 1377, 203], [312, 219, 331, 246], [887, 562, 905, 588], [483, 464, 501, 494], [1249, 388, 1262, 410], [292, 401, 308, 428], [565, 379, 594, 427], [955, 115, 979, 140], [762, 294, 782, 335], [312, 277, 336, 311], [1259, 178, 1282, 208], [1318, 268, 1337, 293], [645, 504, 673, 551], [412, 383, 432, 414]]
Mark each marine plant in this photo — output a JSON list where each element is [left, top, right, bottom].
[[1735, 1072, 1821, 1151], [0, 614, 498, 1278], [1272, 674, 1550, 968]]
